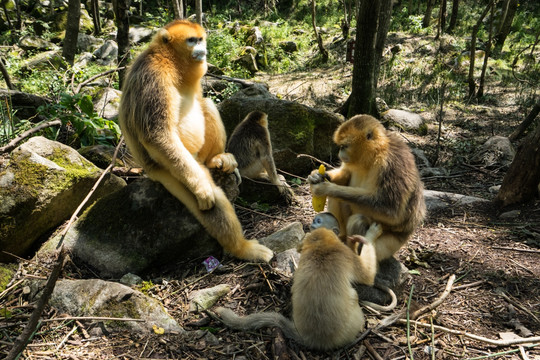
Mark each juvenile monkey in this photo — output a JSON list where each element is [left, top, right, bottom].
[[216, 224, 381, 351], [227, 111, 294, 202], [308, 114, 426, 262], [118, 20, 272, 262]]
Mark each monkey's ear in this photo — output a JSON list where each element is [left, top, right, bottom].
[[158, 29, 171, 44], [366, 131, 374, 140]]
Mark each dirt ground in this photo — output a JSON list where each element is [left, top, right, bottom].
[[1, 35, 539, 360]]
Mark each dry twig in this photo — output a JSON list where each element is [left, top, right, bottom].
[[0, 119, 62, 154]]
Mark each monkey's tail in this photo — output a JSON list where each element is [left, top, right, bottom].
[[215, 307, 303, 344], [360, 284, 398, 312]]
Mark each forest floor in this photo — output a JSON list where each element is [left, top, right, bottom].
[[2, 35, 540, 359]]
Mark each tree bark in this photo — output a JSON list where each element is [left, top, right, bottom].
[[195, 0, 202, 24], [467, 0, 493, 100], [509, 99, 540, 142], [312, 0, 329, 63], [346, 0, 381, 118], [435, 0, 447, 39], [172, 0, 184, 19], [90, 0, 101, 35], [374, 0, 393, 84], [477, 2, 494, 99], [494, 0, 518, 50], [113, 0, 130, 88], [62, 0, 81, 65], [496, 115, 540, 207], [446, 0, 459, 33], [0, 57, 15, 90], [422, 0, 434, 28]]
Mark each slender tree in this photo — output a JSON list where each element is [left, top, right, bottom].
[[90, 0, 101, 35], [62, 0, 81, 65], [477, 2, 494, 99], [446, 0, 459, 33], [195, 0, 202, 24], [374, 0, 393, 84], [435, 0, 447, 40], [0, 57, 15, 90], [311, 0, 328, 63], [344, 0, 382, 118], [422, 0, 434, 28], [172, 0, 184, 19], [509, 99, 540, 141], [113, 0, 130, 88], [495, 0, 518, 51]]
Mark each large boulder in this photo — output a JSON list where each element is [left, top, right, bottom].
[[470, 136, 515, 169], [219, 85, 344, 175], [39, 173, 240, 278], [382, 109, 426, 133], [0, 137, 126, 262]]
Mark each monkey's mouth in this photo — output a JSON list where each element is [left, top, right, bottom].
[[192, 50, 207, 62]]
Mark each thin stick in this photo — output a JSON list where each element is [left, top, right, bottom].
[[234, 204, 285, 221], [397, 320, 540, 346], [0, 119, 62, 153], [411, 274, 455, 320], [57, 137, 123, 247], [363, 340, 384, 360], [74, 67, 125, 94], [491, 246, 540, 254], [453, 280, 484, 291], [56, 323, 77, 350], [406, 284, 415, 360], [296, 153, 334, 169], [41, 316, 144, 323], [6, 248, 66, 360], [467, 344, 539, 360]]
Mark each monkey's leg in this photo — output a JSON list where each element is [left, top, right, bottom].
[[147, 168, 273, 262], [327, 198, 351, 238], [373, 232, 408, 262], [352, 221, 382, 285]]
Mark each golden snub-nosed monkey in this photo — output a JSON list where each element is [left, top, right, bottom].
[[308, 114, 426, 263], [118, 20, 273, 262]]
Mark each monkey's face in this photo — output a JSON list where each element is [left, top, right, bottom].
[[298, 227, 340, 253], [334, 115, 388, 167], [310, 212, 340, 235], [163, 20, 208, 63]]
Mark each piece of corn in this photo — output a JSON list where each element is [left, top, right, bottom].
[[312, 164, 327, 212]]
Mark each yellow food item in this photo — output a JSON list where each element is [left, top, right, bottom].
[[312, 164, 327, 212]]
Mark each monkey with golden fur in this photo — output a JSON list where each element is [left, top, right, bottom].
[[308, 114, 426, 262], [227, 111, 295, 202], [118, 20, 272, 262], [216, 223, 382, 351]]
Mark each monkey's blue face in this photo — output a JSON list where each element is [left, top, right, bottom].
[[187, 37, 207, 61]]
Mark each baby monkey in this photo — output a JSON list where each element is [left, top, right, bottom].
[[215, 224, 381, 351], [227, 111, 294, 203]]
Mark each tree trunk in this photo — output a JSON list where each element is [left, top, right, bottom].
[[422, 0, 434, 28], [496, 116, 540, 207], [446, 0, 459, 33], [62, 0, 80, 65], [113, 0, 130, 88], [374, 0, 393, 84], [477, 2, 494, 100], [435, 0, 447, 39], [346, 0, 381, 118], [467, 0, 493, 100], [0, 57, 15, 90], [90, 0, 101, 35], [495, 0, 518, 50], [195, 0, 202, 24], [311, 0, 329, 63], [509, 99, 540, 142], [172, 0, 184, 19], [341, 0, 350, 40]]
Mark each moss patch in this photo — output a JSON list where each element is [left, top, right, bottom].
[[0, 263, 17, 293]]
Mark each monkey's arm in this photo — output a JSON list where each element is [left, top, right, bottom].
[[307, 166, 351, 186], [310, 182, 402, 226], [215, 307, 302, 343], [142, 133, 216, 210]]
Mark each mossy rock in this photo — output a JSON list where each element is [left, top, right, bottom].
[[0, 136, 126, 262]]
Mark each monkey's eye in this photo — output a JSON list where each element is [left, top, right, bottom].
[[187, 37, 200, 46], [366, 131, 373, 140], [314, 217, 323, 225]]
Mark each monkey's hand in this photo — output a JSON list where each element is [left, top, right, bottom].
[[346, 234, 367, 255], [207, 153, 238, 173], [365, 222, 383, 243], [307, 168, 330, 185], [193, 180, 216, 210], [309, 180, 333, 197]]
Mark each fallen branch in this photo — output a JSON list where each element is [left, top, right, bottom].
[[42, 316, 144, 323], [205, 72, 256, 87], [74, 67, 126, 94], [6, 247, 66, 360], [491, 246, 540, 254], [296, 153, 334, 170], [0, 119, 61, 154], [398, 319, 540, 347]]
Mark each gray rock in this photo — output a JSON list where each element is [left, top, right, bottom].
[[93, 40, 118, 66], [21, 50, 66, 72], [279, 41, 298, 53], [77, 33, 104, 53], [424, 189, 488, 211], [74, 52, 95, 68], [259, 222, 305, 254], [50, 279, 183, 334], [219, 86, 344, 175], [120, 273, 143, 286], [382, 109, 425, 132], [189, 284, 231, 312], [0, 137, 126, 262], [129, 26, 154, 44], [499, 210, 520, 219], [39, 173, 239, 278], [19, 35, 57, 51], [274, 248, 300, 277], [233, 52, 258, 75], [93, 87, 121, 119], [470, 136, 515, 169]]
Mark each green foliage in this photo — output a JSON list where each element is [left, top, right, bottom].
[[38, 93, 121, 147]]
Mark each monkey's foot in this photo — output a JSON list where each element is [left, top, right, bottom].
[[208, 153, 238, 173], [365, 222, 383, 242], [232, 240, 273, 262]]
